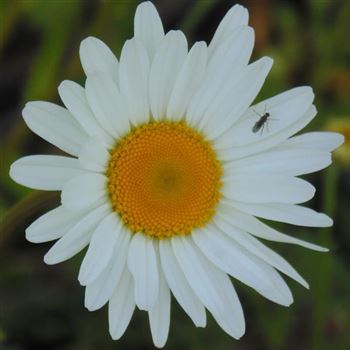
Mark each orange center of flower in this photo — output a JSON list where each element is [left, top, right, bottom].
[[107, 121, 222, 239]]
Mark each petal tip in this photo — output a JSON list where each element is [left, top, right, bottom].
[[136, 0, 156, 11], [263, 56, 274, 69], [321, 214, 333, 227], [8, 163, 16, 182], [57, 80, 71, 92], [334, 133, 345, 147], [25, 228, 38, 243], [43, 252, 56, 265], [302, 280, 310, 289], [80, 36, 99, 48]]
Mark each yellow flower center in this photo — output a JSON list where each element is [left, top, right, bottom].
[[107, 121, 222, 239]]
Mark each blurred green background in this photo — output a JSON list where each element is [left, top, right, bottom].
[[1, 0, 349, 349]]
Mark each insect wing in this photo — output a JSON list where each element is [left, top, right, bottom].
[[252, 121, 261, 133]]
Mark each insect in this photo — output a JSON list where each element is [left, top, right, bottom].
[[252, 106, 273, 134]]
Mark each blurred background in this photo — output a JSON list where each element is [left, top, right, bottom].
[[0, 0, 349, 349]]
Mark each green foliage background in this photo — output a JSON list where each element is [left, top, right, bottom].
[[0, 0, 349, 349]]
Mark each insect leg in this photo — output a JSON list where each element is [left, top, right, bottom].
[[260, 123, 264, 135], [252, 107, 261, 117]]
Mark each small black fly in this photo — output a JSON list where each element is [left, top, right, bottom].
[[252, 106, 274, 134], [252, 112, 270, 133]]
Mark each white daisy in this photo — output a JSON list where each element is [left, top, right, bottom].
[[9, 2, 344, 348]]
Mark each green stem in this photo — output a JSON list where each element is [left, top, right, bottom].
[[311, 164, 338, 350]]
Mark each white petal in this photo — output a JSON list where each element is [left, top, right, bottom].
[[127, 234, 159, 310], [172, 236, 245, 339], [43, 204, 110, 265], [25, 205, 86, 243], [200, 57, 273, 139], [193, 226, 293, 306], [207, 26, 253, 79], [85, 225, 131, 311], [282, 131, 345, 152], [108, 267, 135, 340], [23, 102, 87, 156], [159, 239, 206, 327], [226, 105, 317, 161], [78, 137, 110, 173], [134, 1, 164, 60], [149, 256, 171, 348], [214, 217, 308, 288], [187, 26, 254, 127], [79, 36, 119, 82], [215, 86, 315, 154], [61, 173, 107, 211], [219, 86, 314, 147], [208, 4, 249, 57], [78, 213, 121, 285], [10, 155, 84, 190], [171, 236, 223, 311], [226, 201, 333, 227], [212, 275, 245, 339], [85, 72, 130, 138], [58, 80, 113, 146], [167, 41, 207, 121], [217, 203, 328, 251], [149, 30, 187, 121], [119, 38, 150, 125], [225, 148, 332, 176], [223, 174, 315, 204]]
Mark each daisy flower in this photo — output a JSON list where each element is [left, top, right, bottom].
[[10, 2, 344, 347]]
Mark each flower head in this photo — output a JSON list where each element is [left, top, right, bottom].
[[9, 2, 344, 347]]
